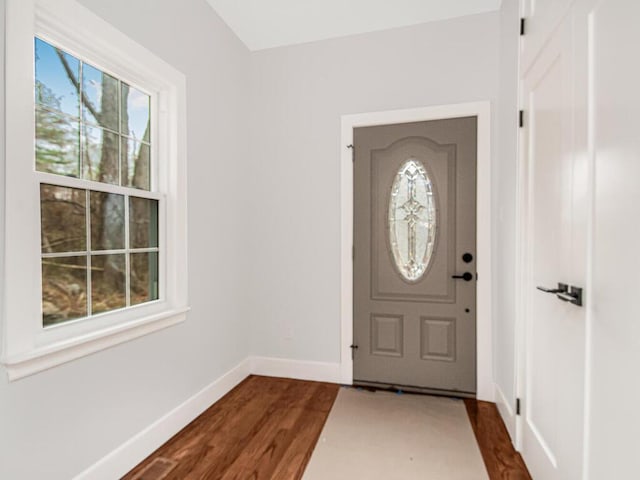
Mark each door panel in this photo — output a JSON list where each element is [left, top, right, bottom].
[[520, 13, 585, 480], [353, 117, 477, 394], [371, 137, 455, 302]]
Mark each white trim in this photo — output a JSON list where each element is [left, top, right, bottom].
[[73, 358, 252, 480], [495, 382, 517, 443], [514, 0, 527, 452], [250, 356, 342, 384], [340, 102, 494, 401], [2, 0, 189, 379]]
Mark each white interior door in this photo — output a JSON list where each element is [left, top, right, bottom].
[[519, 12, 586, 480], [520, 0, 574, 71]]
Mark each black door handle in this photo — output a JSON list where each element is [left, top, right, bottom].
[[536, 283, 568, 294], [452, 272, 473, 281], [557, 286, 583, 307]]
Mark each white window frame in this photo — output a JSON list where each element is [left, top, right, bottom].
[[2, 0, 189, 380]]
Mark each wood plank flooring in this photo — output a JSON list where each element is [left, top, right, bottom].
[[123, 376, 339, 480], [124, 376, 531, 480], [465, 399, 532, 480]]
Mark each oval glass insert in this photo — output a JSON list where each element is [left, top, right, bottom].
[[388, 158, 437, 282]]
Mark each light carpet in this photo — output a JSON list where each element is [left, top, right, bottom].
[[303, 387, 489, 480]]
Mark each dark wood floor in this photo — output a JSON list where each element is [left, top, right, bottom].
[[465, 399, 532, 480], [124, 376, 531, 480], [123, 376, 338, 480]]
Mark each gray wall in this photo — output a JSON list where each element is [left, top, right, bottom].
[[0, 0, 252, 478], [494, 0, 519, 438], [247, 13, 501, 363]]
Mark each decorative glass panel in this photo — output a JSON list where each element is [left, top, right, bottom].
[[388, 159, 437, 282]]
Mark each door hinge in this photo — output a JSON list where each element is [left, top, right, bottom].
[[519, 110, 524, 128], [350, 344, 359, 359], [347, 144, 354, 162], [520, 18, 526, 36], [516, 398, 521, 415]]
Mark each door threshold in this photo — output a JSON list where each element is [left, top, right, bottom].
[[352, 380, 476, 399]]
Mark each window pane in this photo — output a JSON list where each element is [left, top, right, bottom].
[[129, 197, 158, 248], [82, 63, 119, 131], [121, 137, 151, 190], [131, 252, 159, 306], [83, 125, 120, 184], [40, 184, 86, 253], [91, 254, 126, 314], [36, 107, 80, 176], [42, 256, 87, 326], [90, 191, 125, 250], [120, 82, 150, 142], [35, 38, 80, 118]]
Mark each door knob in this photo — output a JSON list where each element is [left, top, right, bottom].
[[452, 272, 473, 281], [556, 286, 583, 307], [536, 283, 568, 294]]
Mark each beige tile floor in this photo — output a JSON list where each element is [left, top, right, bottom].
[[303, 387, 489, 480]]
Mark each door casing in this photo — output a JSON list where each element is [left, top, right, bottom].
[[339, 102, 494, 402]]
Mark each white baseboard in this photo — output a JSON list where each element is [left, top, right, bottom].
[[74, 355, 341, 479], [74, 358, 252, 480], [250, 356, 342, 384], [494, 382, 516, 444]]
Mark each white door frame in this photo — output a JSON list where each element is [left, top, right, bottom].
[[339, 102, 494, 401]]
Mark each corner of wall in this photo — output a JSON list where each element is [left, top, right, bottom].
[[74, 358, 252, 480]]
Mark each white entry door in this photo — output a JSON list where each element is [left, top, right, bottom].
[[519, 11, 587, 480]]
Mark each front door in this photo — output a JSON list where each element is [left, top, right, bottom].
[[353, 117, 477, 395]]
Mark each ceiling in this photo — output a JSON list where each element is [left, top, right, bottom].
[[206, 0, 503, 51]]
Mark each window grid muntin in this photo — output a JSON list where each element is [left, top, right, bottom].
[[35, 35, 153, 190], [36, 103, 151, 148], [40, 183, 160, 327], [37, 33, 159, 326]]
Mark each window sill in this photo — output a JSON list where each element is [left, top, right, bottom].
[[1, 307, 190, 381]]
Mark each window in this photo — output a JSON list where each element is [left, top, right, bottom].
[[36, 38, 159, 326], [2, 0, 188, 380]]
